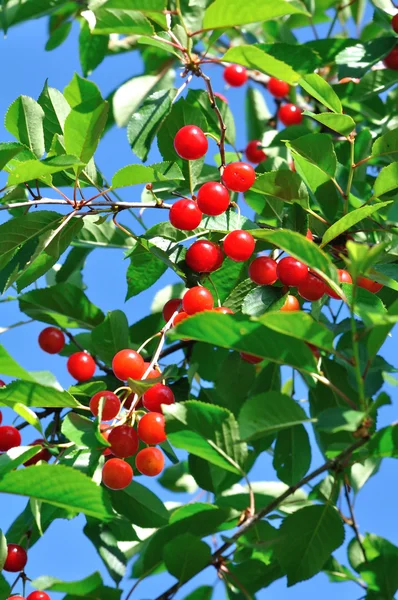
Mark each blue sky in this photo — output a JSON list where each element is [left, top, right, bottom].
[[0, 8, 397, 600]]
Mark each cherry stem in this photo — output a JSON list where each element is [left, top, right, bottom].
[[199, 68, 227, 169], [343, 480, 369, 564]]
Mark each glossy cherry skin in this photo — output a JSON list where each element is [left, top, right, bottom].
[[163, 298, 182, 322], [38, 327, 65, 354], [169, 199, 202, 231], [357, 276, 383, 294], [174, 125, 208, 160], [90, 391, 121, 421], [196, 182, 230, 216], [173, 311, 189, 326], [245, 140, 267, 164], [325, 269, 352, 299], [108, 425, 139, 458], [112, 349, 145, 381], [278, 103, 303, 126], [298, 272, 326, 301], [102, 458, 133, 490], [213, 306, 234, 314], [392, 14, 398, 33], [26, 592, 51, 600], [276, 256, 308, 287], [240, 352, 263, 364], [223, 230, 255, 262], [24, 439, 51, 467], [67, 352, 96, 382], [138, 412, 166, 445], [280, 295, 300, 312], [143, 383, 175, 413], [267, 78, 290, 98], [383, 46, 398, 69], [136, 447, 164, 476], [4, 544, 28, 572], [182, 286, 214, 315], [222, 162, 256, 192], [0, 380, 5, 387], [186, 240, 224, 273], [8, 596, 26, 600], [223, 64, 248, 87], [249, 256, 278, 285], [0, 426, 21, 451]]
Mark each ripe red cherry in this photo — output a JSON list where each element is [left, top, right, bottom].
[[222, 162, 256, 192], [138, 412, 166, 445], [267, 78, 290, 98], [112, 349, 145, 381], [24, 439, 51, 467], [308, 343, 320, 359], [174, 125, 208, 160], [8, 596, 25, 600], [240, 352, 263, 364], [27, 592, 51, 600], [215, 92, 228, 103], [38, 327, 65, 354], [278, 103, 303, 126], [169, 199, 202, 231], [392, 14, 398, 33], [213, 306, 234, 314], [298, 272, 326, 301], [143, 383, 175, 413], [196, 181, 230, 216], [0, 411, 2, 425], [276, 256, 308, 286], [0, 426, 21, 451], [281, 295, 300, 312], [249, 256, 278, 285], [325, 269, 352, 299], [245, 140, 267, 164], [223, 230, 255, 262], [182, 286, 214, 315], [173, 311, 189, 326], [90, 391, 121, 421], [383, 46, 398, 69], [163, 298, 182, 322], [4, 544, 27, 572], [0, 380, 5, 387], [136, 447, 165, 476], [102, 458, 133, 490], [67, 352, 96, 381], [223, 64, 248, 87], [357, 276, 383, 294], [306, 229, 313, 241], [108, 425, 139, 458], [186, 240, 224, 273]]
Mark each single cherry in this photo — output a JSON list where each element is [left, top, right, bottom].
[[24, 439, 51, 467], [249, 256, 278, 285], [357, 276, 383, 294], [174, 125, 208, 160], [392, 14, 398, 33], [8, 596, 25, 600], [4, 544, 27, 572], [38, 327, 65, 354], [67, 352, 96, 381], [169, 199, 202, 231], [276, 256, 308, 286], [138, 412, 166, 445], [90, 391, 121, 421], [136, 447, 164, 477], [26, 592, 51, 600], [0, 380, 5, 387], [182, 286, 214, 315], [307, 343, 320, 359], [213, 306, 234, 314], [222, 162, 256, 192], [112, 349, 145, 381], [223, 230, 255, 262], [245, 140, 267, 164], [102, 458, 133, 490], [267, 78, 290, 98], [223, 64, 248, 87], [163, 298, 182, 322], [278, 103, 303, 126], [383, 46, 398, 69], [325, 269, 352, 299], [281, 295, 300, 312], [0, 426, 21, 451], [298, 272, 326, 301], [186, 240, 224, 273], [173, 311, 189, 326], [108, 425, 139, 458], [196, 181, 230, 216], [143, 383, 175, 413], [240, 352, 263, 364]]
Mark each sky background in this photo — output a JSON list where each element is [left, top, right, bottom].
[[0, 5, 397, 600]]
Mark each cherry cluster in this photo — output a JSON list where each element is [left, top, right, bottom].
[[2, 543, 50, 600]]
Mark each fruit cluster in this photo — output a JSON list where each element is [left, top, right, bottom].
[[2, 543, 50, 600]]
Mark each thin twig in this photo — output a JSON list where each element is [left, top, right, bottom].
[[199, 68, 227, 168], [0, 199, 171, 212], [343, 481, 368, 564]]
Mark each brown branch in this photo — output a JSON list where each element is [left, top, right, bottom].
[[199, 69, 227, 168], [0, 199, 172, 212], [16, 408, 57, 430], [343, 481, 369, 564]]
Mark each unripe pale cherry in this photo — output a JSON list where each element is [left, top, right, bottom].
[[169, 199, 202, 231], [222, 162, 256, 192], [67, 352, 96, 382], [223, 64, 248, 87], [38, 327, 65, 354], [174, 125, 208, 160], [162, 298, 182, 322], [90, 391, 121, 421], [102, 458, 133, 490], [357, 276, 383, 294], [112, 349, 145, 381], [0, 426, 21, 451], [298, 272, 326, 301], [383, 46, 398, 69], [138, 412, 167, 445], [4, 544, 27, 572], [185, 240, 224, 273], [249, 256, 278, 285], [142, 383, 175, 413], [108, 425, 139, 458], [136, 447, 165, 476], [278, 103, 303, 126], [182, 286, 214, 315], [196, 181, 230, 216], [325, 269, 352, 299], [280, 295, 300, 312], [223, 230, 255, 262], [276, 256, 308, 287], [267, 78, 290, 98], [245, 140, 267, 164]]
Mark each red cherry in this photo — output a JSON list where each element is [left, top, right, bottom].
[[278, 103, 303, 126], [0, 426, 21, 451], [27, 592, 51, 600], [67, 352, 96, 382], [298, 272, 326, 301], [223, 230, 255, 262], [38, 327, 65, 354], [290, 161, 296, 172], [173, 311, 189, 326], [214, 92, 228, 103], [281, 295, 300, 312], [383, 46, 398, 69], [90, 391, 121, 421], [174, 125, 208, 160], [24, 439, 51, 467], [196, 182, 230, 216], [136, 447, 164, 476], [249, 256, 278, 285], [357, 276, 383, 294], [222, 162, 256, 192], [182, 286, 214, 315], [0, 411, 2, 425], [186, 240, 224, 273], [267, 78, 290, 98], [325, 269, 352, 299], [240, 352, 263, 364], [102, 458, 133, 490], [163, 298, 182, 322], [0, 380, 5, 387], [142, 362, 161, 380], [245, 140, 267, 164], [138, 412, 166, 445], [276, 256, 308, 286], [306, 229, 313, 241], [112, 349, 145, 381], [108, 425, 139, 458], [143, 383, 175, 413], [213, 306, 234, 314], [307, 343, 320, 359], [392, 14, 398, 33], [4, 544, 27, 572], [223, 64, 248, 87], [8, 596, 25, 600], [169, 199, 202, 231]]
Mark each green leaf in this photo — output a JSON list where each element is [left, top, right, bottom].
[[222, 45, 301, 85], [218, 481, 308, 514], [258, 310, 334, 352], [0, 464, 112, 520], [32, 572, 102, 594], [299, 74, 342, 113], [64, 74, 103, 108], [275, 505, 345, 585], [5, 95, 45, 158], [342, 283, 386, 327], [7, 155, 84, 186], [74, 215, 134, 250], [37, 81, 71, 152], [126, 244, 168, 300], [352, 68, 398, 100], [321, 202, 392, 248], [368, 425, 398, 458], [316, 408, 365, 433], [336, 37, 396, 79], [0, 447, 42, 478], [91, 310, 129, 366], [0, 142, 29, 171], [112, 162, 183, 188], [109, 480, 169, 528], [251, 170, 309, 209], [79, 20, 108, 77], [0, 573, 11, 600], [163, 533, 211, 583], [372, 128, 398, 161], [303, 111, 355, 136], [92, 6, 154, 35], [287, 133, 337, 178], [374, 162, 398, 197], [64, 99, 109, 166], [242, 286, 286, 317], [61, 413, 102, 449], [245, 87, 272, 141], [0, 380, 79, 408], [0, 344, 35, 381], [45, 20, 72, 51], [0, 533, 7, 573], [84, 520, 130, 585], [273, 425, 311, 486], [202, 0, 309, 30], [182, 587, 212, 600], [12, 404, 43, 434], [158, 462, 197, 494]]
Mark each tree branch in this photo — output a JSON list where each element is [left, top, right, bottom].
[[0, 199, 172, 212], [343, 481, 369, 564]]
